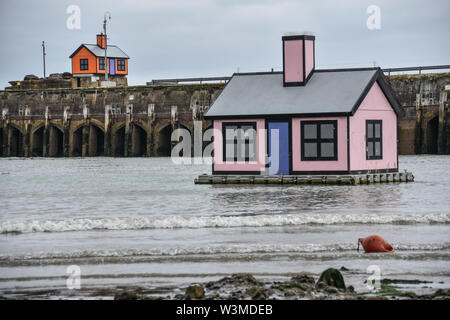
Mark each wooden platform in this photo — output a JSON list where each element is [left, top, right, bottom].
[[195, 172, 414, 185]]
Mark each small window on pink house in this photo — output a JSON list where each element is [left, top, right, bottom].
[[301, 120, 337, 161], [223, 122, 257, 162], [366, 120, 383, 160]]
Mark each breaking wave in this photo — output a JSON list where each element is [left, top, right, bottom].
[[1, 212, 449, 234], [1, 243, 449, 262]]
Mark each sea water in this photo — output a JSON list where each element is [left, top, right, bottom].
[[0, 155, 449, 298]]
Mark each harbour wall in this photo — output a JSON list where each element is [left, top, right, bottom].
[[0, 73, 448, 157]]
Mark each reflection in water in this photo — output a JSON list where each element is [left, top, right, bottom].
[[0, 155, 448, 221], [211, 183, 401, 216]]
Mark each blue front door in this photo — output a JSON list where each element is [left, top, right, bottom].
[[109, 59, 115, 75], [268, 122, 290, 175]]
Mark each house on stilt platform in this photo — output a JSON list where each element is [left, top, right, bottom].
[[198, 33, 410, 185]]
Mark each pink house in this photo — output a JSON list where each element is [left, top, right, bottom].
[[204, 34, 404, 175]]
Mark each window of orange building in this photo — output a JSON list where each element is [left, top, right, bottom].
[[117, 59, 126, 71], [80, 59, 89, 70]]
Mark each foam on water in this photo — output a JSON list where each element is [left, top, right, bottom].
[[1, 243, 449, 262], [1, 212, 449, 234]]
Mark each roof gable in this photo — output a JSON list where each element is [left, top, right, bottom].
[[351, 68, 404, 117], [69, 44, 94, 58], [358, 81, 394, 112], [204, 68, 404, 119]]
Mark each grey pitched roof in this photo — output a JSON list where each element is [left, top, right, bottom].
[[204, 68, 403, 119], [70, 44, 129, 59]]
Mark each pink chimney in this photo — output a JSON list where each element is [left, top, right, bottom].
[[282, 34, 315, 86]]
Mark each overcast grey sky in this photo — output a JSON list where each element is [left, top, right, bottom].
[[0, 0, 449, 88]]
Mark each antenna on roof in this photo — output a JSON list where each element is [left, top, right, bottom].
[[103, 11, 111, 81]]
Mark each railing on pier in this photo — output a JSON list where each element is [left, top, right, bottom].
[[148, 65, 450, 84], [383, 65, 450, 76], [147, 76, 231, 85]]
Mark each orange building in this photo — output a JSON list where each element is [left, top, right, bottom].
[[69, 34, 129, 86]]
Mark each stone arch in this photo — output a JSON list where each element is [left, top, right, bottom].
[[48, 125, 64, 157], [31, 125, 45, 157], [31, 123, 45, 135], [112, 124, 125, 157], [49, 123, 64, 133], [131, 122, 147, 157], [9, 124, 24, 157], [71, 126, 83, 157], [90, 119, 105, 132], [156, 123, 173, 157], [71, 123, 85, 134], [89, 123, 105, 156], [70, 123, 105, 157], [133, 119, 150, 133], [9, 123, 25, 135], [427, 115, 439, 154]]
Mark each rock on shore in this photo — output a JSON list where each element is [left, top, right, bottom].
[[1, 269, 449, 300], [170, 270, 448, 300]]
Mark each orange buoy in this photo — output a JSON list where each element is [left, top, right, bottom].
[[358, 235, 394, 253]]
